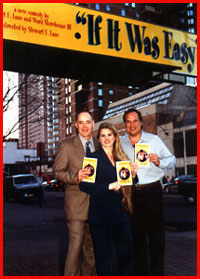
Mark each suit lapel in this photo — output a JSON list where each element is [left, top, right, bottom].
[[73, 135, 85, 159], [73, 135, 100, 158], [99, 147, 115, 168]]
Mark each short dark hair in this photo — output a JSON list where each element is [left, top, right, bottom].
[[123, 108, 143, 123]]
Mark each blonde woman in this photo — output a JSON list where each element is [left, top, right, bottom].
[[79, 122, 138, 276]]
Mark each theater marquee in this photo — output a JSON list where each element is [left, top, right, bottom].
[[3, 3, 197, 75]]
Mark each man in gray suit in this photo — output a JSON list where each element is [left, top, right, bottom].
[[53, 111, 99, 276]]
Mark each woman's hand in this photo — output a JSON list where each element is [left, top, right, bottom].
[[78, 168, 89, 182], [109, 181, 121, 191], [130, 163, 138, 178]]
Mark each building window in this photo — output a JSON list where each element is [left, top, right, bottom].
[[131, 3, 136, 8], [96, 3, 100, 10], [175, 167, 185, 177], [186, 76, 197, 86], [54, 142, 59, 148], [188, 18, 194, 25], [98, 100, 103, 107], [186, 129, 197, 157], [125, 3, 129, 7], [187, 10, 193, 16], [188, 28, 195, 33], [187, 165, 197, 175], [109, 90, 114, 95], [121, 8, 126, 16], [52, 95, 58, 100], [106, 5, 110, 11], [179, 18, 185, 24], [173, 132, 184, 158], [98, 88, 103, 96], [136, 12, 140, 19]]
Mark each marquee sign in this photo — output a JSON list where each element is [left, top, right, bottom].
[[3, 3, 197, 75]]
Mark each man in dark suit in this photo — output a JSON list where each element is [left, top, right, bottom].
[[53, 111, 99, 276]]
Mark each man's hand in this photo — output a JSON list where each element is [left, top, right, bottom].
[[130, 163, 138, 178], [78, 168, 89, 182], [109, 182, 121, 191], [148, 153, 160, 167]]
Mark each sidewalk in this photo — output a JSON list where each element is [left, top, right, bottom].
[[3, 192, 197, 276], [165, 230, 197, 276]]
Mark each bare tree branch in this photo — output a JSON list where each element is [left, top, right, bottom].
[[3, 73, 47, 140]]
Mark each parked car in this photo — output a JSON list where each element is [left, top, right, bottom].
[[3, 174, 43, 202], [174, 175, 197, 204], [44, 179, 64, 191], [162, 182, 178, 194]]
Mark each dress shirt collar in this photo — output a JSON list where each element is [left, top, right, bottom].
[[123, 130, 147, 145], [79, 134, 95, 153]]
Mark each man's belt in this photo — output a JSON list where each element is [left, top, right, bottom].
[[135, 180, 161, 190]]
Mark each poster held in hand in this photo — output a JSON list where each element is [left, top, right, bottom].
[[116, 161, 133, 186], [135, 143, 150, 167], [82, 157, 98, 183]]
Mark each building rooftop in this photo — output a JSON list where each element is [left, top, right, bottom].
[[103, 83, 174, 120], [103, 82, 197, 120]]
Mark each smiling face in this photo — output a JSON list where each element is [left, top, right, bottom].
[[75, 112, 94, 140], [99, 128, 116, 149], [125, 111, 143, 138]]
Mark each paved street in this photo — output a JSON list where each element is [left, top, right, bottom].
[[3, 191, 197, 276]]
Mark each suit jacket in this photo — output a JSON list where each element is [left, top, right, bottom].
[[79, 147, 135, 224], [53, 135, 99, 220]]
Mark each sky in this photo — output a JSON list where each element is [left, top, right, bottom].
[[3, 71, 19, 139]]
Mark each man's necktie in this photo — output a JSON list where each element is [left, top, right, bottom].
[[86, 141, 91, 156]]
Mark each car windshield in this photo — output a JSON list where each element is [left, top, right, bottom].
[[14, 176, 38, 185]]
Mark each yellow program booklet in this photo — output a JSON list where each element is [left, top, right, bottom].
[[82, 157, 98, 183], [116, 161, 133, 186], [135, 143, 150, 167]]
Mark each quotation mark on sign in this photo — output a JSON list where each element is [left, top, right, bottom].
[[75, 12, 87, 39]]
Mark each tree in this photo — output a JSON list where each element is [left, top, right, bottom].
[[3, 72, 47, 141]]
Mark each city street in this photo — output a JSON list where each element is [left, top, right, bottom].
[[3, 191, 197, 276]]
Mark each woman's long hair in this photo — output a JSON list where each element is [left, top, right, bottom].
[[97, 122, 133, 214]]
